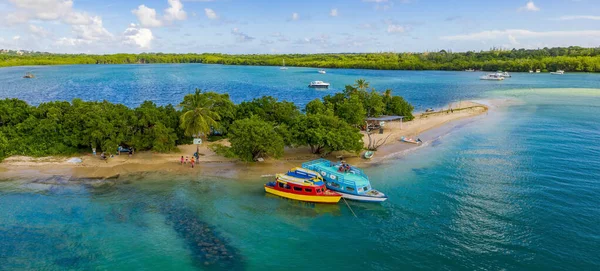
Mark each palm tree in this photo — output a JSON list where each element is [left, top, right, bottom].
[[384, 89, 392, 98], [179, 89, 220, 153], [354, 79, 370, 91]]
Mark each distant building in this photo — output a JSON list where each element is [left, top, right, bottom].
[[16, 50, 24, 55]]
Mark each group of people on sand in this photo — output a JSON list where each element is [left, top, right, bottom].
[[180, 152, 201, 168]]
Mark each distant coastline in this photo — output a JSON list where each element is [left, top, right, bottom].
[[2, 46, 600, 72]]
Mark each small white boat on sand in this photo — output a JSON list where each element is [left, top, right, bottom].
[[308, 81, 330, 88], [550, 70, 565, 75], [400, 136, 422, 144], [480, 74, 505, 81]]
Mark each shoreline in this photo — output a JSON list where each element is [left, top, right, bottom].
[[0, 101, 489, 182]]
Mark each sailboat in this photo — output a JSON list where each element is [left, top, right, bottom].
[[280, 59, 288, 70]]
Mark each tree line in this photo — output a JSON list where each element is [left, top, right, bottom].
[[2, 46, 600, 72], [0, 80, 413, 162]]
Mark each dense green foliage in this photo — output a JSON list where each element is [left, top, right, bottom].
[[228, 116, 285, 161], [0, 80, 413, 162], [292, 113, 363, 155], [2, 47, 600, 72]]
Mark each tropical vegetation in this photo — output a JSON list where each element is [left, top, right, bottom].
[[2, 47, 600, 72], [0, 80, 413, 162]]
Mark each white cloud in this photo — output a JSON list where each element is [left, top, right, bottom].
[[29, 24, 49, 37], [13, 35, 21, 40], [291, 12, 299, 21], [72, 16, 112, 41], [441, 29, 600, 41], [231, 28, 255, 42], [518, 1, 540, 12], [132, 5, 163, 27], [330, 8, 338, 17], [55, 37, 92, 46], [8, 0, 74, 21], [554, 15, 600, 21], [204, 8, 218, 20], [164, 0, 187, 21], [387, 24, 406, 33], [123, 23, 154, 49], [64, 11, 94, 25]]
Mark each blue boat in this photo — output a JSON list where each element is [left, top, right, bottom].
[[302, 159, 388, 202]]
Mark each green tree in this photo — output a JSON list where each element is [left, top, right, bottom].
[[385, 96, 414, 120], [292, 114, 363, 155], [354, 79, 370, 91], [179, 89, 221, 152], [335, 94, 366, 126], [236, 96, 299, 125], [228, 116, 284, 161], [363, 90, 385, 117], [0, 131, 8, 160]]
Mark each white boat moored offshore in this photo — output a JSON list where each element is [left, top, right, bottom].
[[529, 70, 533, 73], [465, 68, 475, 72], [308, 81, 330, 88], [496, 71, 511, 78], [480, 74, 505, 81], [550, 70, 565, 75], [318, 69, 326, 74], [280, 59, 288, 70], [536, 69, 541, 73]]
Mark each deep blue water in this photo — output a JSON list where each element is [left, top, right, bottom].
[[1, 65, 600, 270], [1, 64, 600, 109]]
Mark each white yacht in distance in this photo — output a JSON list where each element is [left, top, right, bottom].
[[308, 81, 330, 88], [480, 74, 505, 81], [318, 69, 326, 74], [280, 59, 288, 70], [536, 69, 541, 73], [465, 68, 475, 72], [550, 70, 565, 75], [529, 70, 533, 73], [496, 71, 511, 78]]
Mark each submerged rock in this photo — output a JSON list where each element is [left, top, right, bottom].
[[160, 201, 245, 270]]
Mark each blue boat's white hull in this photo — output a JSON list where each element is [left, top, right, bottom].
[[336, 191, 388, 202]]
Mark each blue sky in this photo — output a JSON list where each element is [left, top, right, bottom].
[[1, 0, 599, 54]]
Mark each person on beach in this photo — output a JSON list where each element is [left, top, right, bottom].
[[185, 156, 189, 164], [194, 152, 199, 164], [128, 148, 132, 157], [180, 156, 184, 165], [190, 157, 195, 168]]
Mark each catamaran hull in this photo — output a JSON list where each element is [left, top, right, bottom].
[[336, 191, 388, 202]]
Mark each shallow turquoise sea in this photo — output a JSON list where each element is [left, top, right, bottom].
[[1, 65, 599, 270]]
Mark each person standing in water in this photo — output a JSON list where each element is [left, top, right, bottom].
[[190, 157, 195, 168], [180, 156, 184, 165]]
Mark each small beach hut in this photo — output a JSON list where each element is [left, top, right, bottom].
[[365, 116, 405, 132]]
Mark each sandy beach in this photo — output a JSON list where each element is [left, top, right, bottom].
[[0, 101, 488, 181]]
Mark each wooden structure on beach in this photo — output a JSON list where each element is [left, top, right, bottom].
[[365, 116, 405, 132]]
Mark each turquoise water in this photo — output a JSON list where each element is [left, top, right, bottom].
[[1, 66, 600, 270]]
